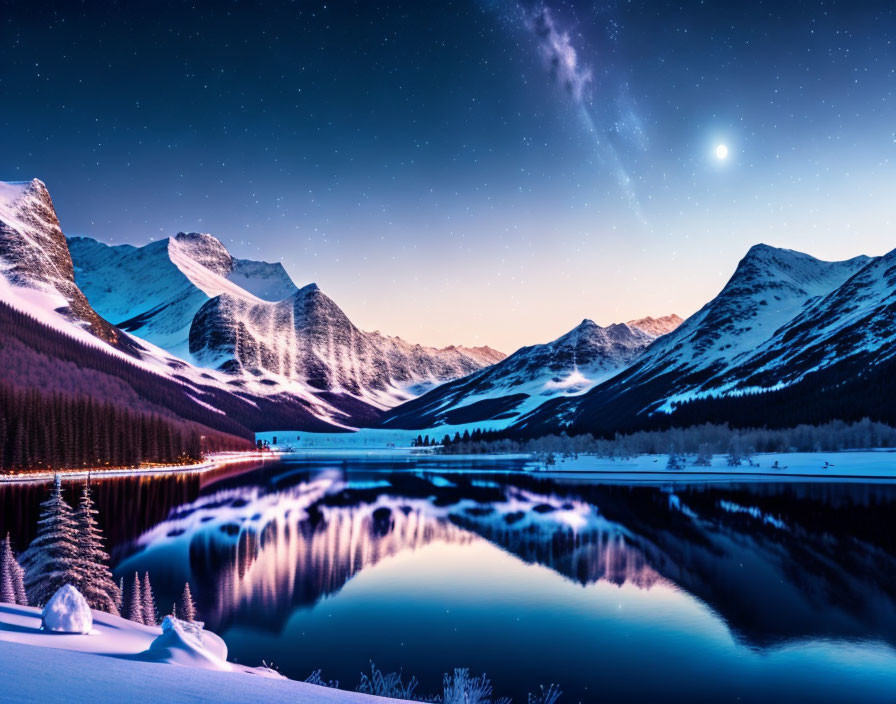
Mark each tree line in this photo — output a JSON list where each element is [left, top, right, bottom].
[[0, 382, 214, 472], [1, 475, 198, 626], [0, 299, 255, 440], [439, 418, 896, 457]]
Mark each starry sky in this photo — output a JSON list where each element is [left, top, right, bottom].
[[1, 1, 894, 353]]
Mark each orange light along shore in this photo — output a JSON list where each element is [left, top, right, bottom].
[[0, 450, 281, 485]]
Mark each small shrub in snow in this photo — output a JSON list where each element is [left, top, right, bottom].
[[443, 668, 508, 704], [528, 684, 562, 704], [693, 444, 713, 467], [305, 669, 340, 689], [356, 661, 420, 700], [666, 452, 685, 470]]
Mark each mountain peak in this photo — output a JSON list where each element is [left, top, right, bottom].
[[627, 314, 683, 338]]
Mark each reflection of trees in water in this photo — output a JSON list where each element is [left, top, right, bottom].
[[0, 472, 199, 556]]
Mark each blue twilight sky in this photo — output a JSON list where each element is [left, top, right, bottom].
[[1, 0, 893, 352]]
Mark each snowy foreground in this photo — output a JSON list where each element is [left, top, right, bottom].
[[0, 603, 402, 704], [257, 431, 896, 480]]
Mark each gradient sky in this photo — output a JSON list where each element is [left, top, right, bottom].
[[2, 1, 893, 353]]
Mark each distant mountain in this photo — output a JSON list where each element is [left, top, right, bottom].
[[516, 243, 893, 435], [70, 231, 504, 426], [380, 315, 681, 430], [189, 282, 504, 406], [626, 314, 683, 338]]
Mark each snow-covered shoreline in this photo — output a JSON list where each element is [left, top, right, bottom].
[[0, 602, 404, 703], [525, 449, 896, 480], [0, 451, 280, 485]]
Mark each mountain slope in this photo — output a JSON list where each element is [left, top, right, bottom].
[[70, 231, 504, 424], [188, 283, 505, 409], [0, 179, 131, 349], [515, 244, 888, 435], [380, 316, 681, 430], [68, 233, 296, 359]]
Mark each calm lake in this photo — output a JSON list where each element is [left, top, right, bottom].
[[3, 457, 896, 703]]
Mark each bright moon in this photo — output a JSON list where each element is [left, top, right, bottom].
[[715, 143, 729, 160]]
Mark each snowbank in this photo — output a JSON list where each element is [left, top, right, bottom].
[[0, 603, 404, 703], [41, 585, 92, 634], [529, 450, 896, 480], [143, 616, 230, 671]]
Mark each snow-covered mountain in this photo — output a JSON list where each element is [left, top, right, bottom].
[[0, 179, 129, 348], [380, 315, 681, 430], [70, 232, 504, 421], [68, 233, 298, 360], [517, 243, 890, 434]]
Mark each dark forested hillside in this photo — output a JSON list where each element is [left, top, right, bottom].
[[0, 383, 247, 471], [0, 301, 259, 470]]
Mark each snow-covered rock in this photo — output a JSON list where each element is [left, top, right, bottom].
[[144, 616, 230, 671], [41, 584, 93, 634]]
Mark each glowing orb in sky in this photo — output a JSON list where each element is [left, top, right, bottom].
[[715, 143, 729, 160]]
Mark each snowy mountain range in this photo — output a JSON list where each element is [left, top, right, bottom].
[[3, 177, 893, 437], [68, 231, 503, 424], [1, 178, 503, 432], [380, 315, 682, 430], [516, 243, 896, 435]]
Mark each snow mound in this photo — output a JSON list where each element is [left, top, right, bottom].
[[143, 616, 230, 671], [41, 585, 93, 634]]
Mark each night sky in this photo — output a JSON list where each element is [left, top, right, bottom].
[[1, 1, 893, 352]]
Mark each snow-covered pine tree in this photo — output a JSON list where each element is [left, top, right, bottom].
[[74, 483, 121, 614], [11, 558, 27, 605], [142, 572, 157, 626], [0, 533, 18, 604], [126, 572, 144, 624], [19, 475, 82, 606], [179, 582, 196, 622]]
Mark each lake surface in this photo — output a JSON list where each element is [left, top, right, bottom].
[[3, 457, 896, 703]]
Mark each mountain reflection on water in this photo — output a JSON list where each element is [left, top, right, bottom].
[[100, 463, 896, 647], [3, 459, 896, 702]]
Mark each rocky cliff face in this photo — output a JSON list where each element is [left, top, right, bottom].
[[69, 227, 504, 418], [0, 179, 125, 347], [189, 283, 504, 407]]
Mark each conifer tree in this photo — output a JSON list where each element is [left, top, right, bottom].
[[126, 572, 144, 624], [142, 572, 157, 626], [19, 475, 82, 605], [75, 483, 121, 614], [0, 533, 25, 604], [12, 558, 27, 605], [179, 582, 197, 622]]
